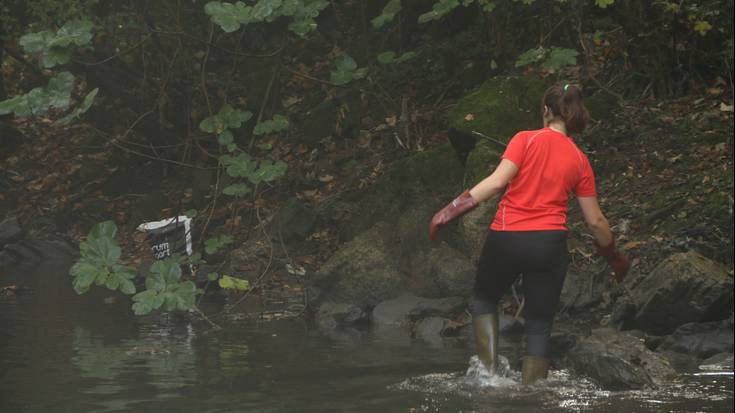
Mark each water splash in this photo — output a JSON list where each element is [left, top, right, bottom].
[[464, 355, 518, 388]]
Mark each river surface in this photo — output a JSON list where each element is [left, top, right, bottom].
[[0, 241, 733, 412]]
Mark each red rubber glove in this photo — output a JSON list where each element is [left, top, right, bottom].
[[430, 190, 478, 241], [595, 238, 630, 283]]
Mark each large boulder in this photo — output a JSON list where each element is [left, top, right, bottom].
[[626, 252, 733, 334], [559, 268, 611, 312], [308, 222, 405, 309], [323, 144, 464, 243], [403, 242, 475, 298], [566, 329, 677, 390], [371, 294, 466, 326], [657, 319, 734, 359], [447, 76, 547, 161], [459, 140, 502, 262]]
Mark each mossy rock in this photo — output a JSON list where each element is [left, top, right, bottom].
[[334, 143, 464, 241], [464, 139, 503, 186], [448, 76, 548, 144]]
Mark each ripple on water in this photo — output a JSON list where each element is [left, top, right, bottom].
[[390, 355, 735, 413]]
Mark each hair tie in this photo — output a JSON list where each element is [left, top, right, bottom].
[[563, 84, 570, 91]]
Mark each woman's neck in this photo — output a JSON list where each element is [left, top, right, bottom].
[[547, 120, 567, 136]]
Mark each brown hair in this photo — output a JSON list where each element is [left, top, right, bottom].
[[542, 83, 589, 135]]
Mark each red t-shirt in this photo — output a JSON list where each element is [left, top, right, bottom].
[[491, 128, 596, 231]]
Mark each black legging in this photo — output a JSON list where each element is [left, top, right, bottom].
[[472, 230, 568, 358]]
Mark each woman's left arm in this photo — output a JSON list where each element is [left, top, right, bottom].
[[469, 159, 519, 203]]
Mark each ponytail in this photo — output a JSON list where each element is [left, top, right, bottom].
[[542, 83, 590, 135]]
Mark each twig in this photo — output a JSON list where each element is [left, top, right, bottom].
[[150, 29, 285, 58], [250, 56, 281, 150], [200, 24, 215, 116], [199, 162, 222, 243], [471, 131, 507, 148], [192, 305, 221, 330], [75, 35, 151, 66]]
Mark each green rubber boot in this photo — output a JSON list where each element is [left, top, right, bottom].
[[521, 355, 550, 385], [473, 313, 499, 375]]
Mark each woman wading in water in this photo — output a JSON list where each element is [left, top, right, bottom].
[[430, 83, 630, 385]]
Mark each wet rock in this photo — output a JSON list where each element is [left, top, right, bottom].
[[699, 352, 734, 372], [559, 268, 611, 312], [310, 223, 404, 309], [0, 216, 24, 248], [657, 319, 734, 358], [269, 199, 318, 243], [316, 302, 367, 329], [404, 242, 475, 298], [627, 252, 733, 334], [372, 294, 465, 326], [414, 317, 450, 340], [565, 328, 677, 390], [606, 293, 637, 329]]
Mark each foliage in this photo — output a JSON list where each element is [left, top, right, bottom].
[[253, 114, 289, 135], [204, 235, 234, 255], [220, 153, 287, 186], [69, 221, 137, 295], [57, 88, 99, 125], [204, 0, 329, 36], [515, 46, 579, 72], [330, 54, 368, 85], [131, 257, 198, 315], [372, 0, 402, 29], [19, 19, 94, 68], [0, 72, 75, 117], [218, 275, 250, 290], [199, 104, 253, 151]]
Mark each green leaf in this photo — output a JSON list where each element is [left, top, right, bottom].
[[204, 235, 234, 255], [51, 20, 94, 48], [200, 104, 252, 134], [248, 160, 287, 185], [372, 0, 402, 29], [205, 1, 254, 32], [377, 51, 397, 64], [185, 209, 198, 218], [515, 46, 546, 68], [19, 20, 93, 68], [595, 0, 614, 8], [89, 220, 118, 240], [542, 47, 578, 72], [253, 114, 289, 135], [288, 18, 317, 36], [0, 72, 75, 117], [217, 130, 234, 146], [19, 30, 55, 54], [161, 281, 197, 311], [70, 261, 104, 294], [222, 183, 252, 196], [150, 257, 183, 284], [207, 272, 220, 281], [418, 0, 460, 23], [330, 70, 353, 86], [218, 275, 250, 290], [56, 88, 98, 125], [335, 54, 358, 71], [132, 289, 165, 315], [221, 153, 257, 177]]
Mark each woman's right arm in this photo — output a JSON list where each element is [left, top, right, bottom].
[[577, 196, 613, 247]]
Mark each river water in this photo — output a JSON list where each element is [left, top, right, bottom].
[[1, 241, 733, 413]]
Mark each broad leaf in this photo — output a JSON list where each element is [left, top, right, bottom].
[[218, 275, 250, 290], [223, 183, 252, 196]]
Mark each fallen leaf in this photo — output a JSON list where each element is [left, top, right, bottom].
[[622, 240, 646, 250], [720, 103, 734, 112], [318, 175, 334, 183], [464, 113, 475, 121]]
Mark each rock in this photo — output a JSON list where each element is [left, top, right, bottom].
[[565, 329, 677, 390], [414, 317, 451, 340], [699, 353, 734, 372], [559, 269, 611, 312], [309, 223, 404, 309], [324, 144, 464, 242], [447, 76, 548, 156], [316, 302, 367, 329], [458, 140, 501, 262], [269, 199, 318, 243], [628, 252, 733, 334], [404, 242, 475, 298], [657, 320, 734, 358], [606, 293, 637, 329], [227, 239, 272, 281], [372, 294, 465, 326], [0, 216, 24, 249]]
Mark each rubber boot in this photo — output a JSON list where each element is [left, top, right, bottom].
[[473, 313, 499, 375], [522, 355, 550, 385]]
